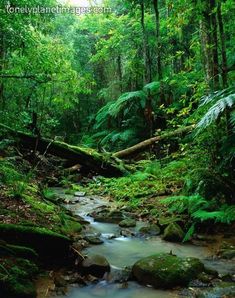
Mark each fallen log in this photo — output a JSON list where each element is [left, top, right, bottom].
[[0, 123, 126, 177], [114, 125, 195, 159]]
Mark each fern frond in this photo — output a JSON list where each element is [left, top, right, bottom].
[[94, 101, 114, 129], [183, 223, 195, 242], [143, 81, 161, 96], [230, 110, 235, 130], [162, 195, 210, 214], [108, 91, 146, 117], [111, 129, 137, 143], [192, 205, 235, 224], [200, 86, 235, 106], [196, 92, 235, 131]]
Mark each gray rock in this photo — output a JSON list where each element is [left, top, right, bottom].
[[139, 224, 161, 236], [84, 235, 104, 245], [93, 209, 125, 224], [220, 249, 235, 260], [74, 191, 86, 197], [120, 229, 135, 237], [119, 218, 136, 228], [81, 254, 110, 278]]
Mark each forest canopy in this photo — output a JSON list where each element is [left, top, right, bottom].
[[0, 1, 235, 296], [0, 0, 234, 221]]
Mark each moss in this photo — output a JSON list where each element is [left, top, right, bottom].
[[132, 253, 205, 288], [0, 223, 71, 262], [23, 192, 57, 215], [162, 222, 185, 242], [119, 218, 136, 228], [139, 224, 161, 236], [0, 257, 38, 298], [0, 243, 38, 260], [61, 219, 82, 235]]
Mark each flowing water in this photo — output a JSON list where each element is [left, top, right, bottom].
[[53, 188, 235, 298]]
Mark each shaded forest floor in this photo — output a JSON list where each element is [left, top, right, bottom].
[[0, 138, 235, 297]]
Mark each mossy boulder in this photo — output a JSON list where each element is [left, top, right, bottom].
[[0, 224, 71, 263], [94, 209, 125, 224], [119, 218, 136, 228], [0, 257, 38, 298], [84, 235, 104, 245], [81, 254, 110, 278], [60, 218, 82, 235], [162, 222, 184, 242], [132, 253, 205, 288], [139, 224, 161, 236]]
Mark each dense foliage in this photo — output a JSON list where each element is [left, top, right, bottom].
[[0, 0, 234, 236]]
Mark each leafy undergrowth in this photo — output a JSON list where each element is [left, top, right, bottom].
[[0, 158, 82, 236], [0, 157, 82, 297], [71, 152, 235, 238], [74, 158, 188, 204]]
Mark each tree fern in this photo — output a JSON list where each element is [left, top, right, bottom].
[[199, 86, 235, 106], [143, 81, 161, 96], [229, 110, 235, 130], [91, 80, 164, 149], [94, 101, 114, 129], [196, 85, 235, 132], [108, 91, 146, 118]]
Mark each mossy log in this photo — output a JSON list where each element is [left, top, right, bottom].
[[114, 125, 195, 159], [0, 123, 126, 176]]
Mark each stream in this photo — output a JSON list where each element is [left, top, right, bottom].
[[53, 188, 235, 298]]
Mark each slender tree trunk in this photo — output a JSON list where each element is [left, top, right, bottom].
[[200, 20, 212, 87], [146, 37, 152, 82], [140, 1, 151, 84], [210, 0, 220, 90], [0, 31, 5, 109], [117, 55, 123, 93], [152, 0, 162, 80], [200, 0, 219, 91], [217, 0, 228, 88]]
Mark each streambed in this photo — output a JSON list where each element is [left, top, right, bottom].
[[53, 188, 235, 298]]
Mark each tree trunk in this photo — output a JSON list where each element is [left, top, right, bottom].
[[217, 0, 228, 88], [200, 2, 214, 90], [152, 0, 162, 80], [0, 123, 126, 177], [114, 125, 195, 158], [117, 55, 123, 93], [200, 20, 211, 86], [140, 1, 151, 84], [210, 0, 220, 90], [0, 31, 5, 109]]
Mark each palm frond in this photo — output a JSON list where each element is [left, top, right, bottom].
[[230, 110, 235, 129], [199, 86, 235, 106], [196, 90, 235, 131]]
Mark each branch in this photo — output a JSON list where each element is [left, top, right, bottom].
[[114, 125, 195, 158]]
